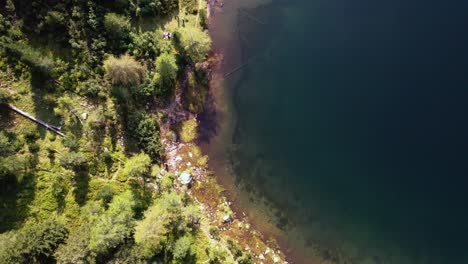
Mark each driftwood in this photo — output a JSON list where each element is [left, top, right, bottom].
[[5, 103, 65, 137], [239, 8, 266, 25], [224, 55, 259, 78]]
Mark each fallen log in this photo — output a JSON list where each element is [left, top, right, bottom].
[[5, 103, 65, 137]]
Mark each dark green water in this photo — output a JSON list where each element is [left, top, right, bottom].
[[226, 0, 468, 263]]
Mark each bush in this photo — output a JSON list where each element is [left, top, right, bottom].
[[59, 151, 88, 171], [173, 234, 195, 261], [130, 31, 160, 61], [4, 43, 54, 78], [103, 13, 131, 51], [104, 54, 146, 87], [134, 192, 184, 257], [153, 52, 178, 97], [0, 132, 14, 156], [123, 152, 151, 181], [0, 89, 11, 104], [23, 127, 40, 142], [128, 112, 163, 161], [180, 118, 198, 142], [0, 219, 68, 263], [28, 142, 40, 153], [89, 191, 136, 255], [209, 226, 219, 240], [177, 25, 211, 64], [96, 185, 114, 206], [54, 225, 93, 264]]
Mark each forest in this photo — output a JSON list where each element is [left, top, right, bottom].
[[0, 0, 274, 263]]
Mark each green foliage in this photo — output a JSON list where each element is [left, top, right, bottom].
[[104, 54, 147, 88], [0, 2, 256, 264], [206, 245, 231, 264], [3, 43, 54, 78], [103, 13, 132, 51], [0, 131, 14, 156], [173, 234, 195, 261], [77, 77, 105, 99], [60, 152, 88, 171], [153, 52, 178, 97], [28, 142, 40, 153], [54, 225, 94, 264], [0, 88, 12, 104], [159, 172, 176, 191], [0, 219, 68, 263], [23, 126, 40, 142], [177, 25, 211, 64], [130, 31, 160, 61], [180, 118, 198, 142], [123, 152, 151, 182], [184, 69, 208, 113], [180, 0, 199, 14], [96, 185, 114, 206], [89, 190, 136, 255], [128, 112, 163, 161], [134, 191, 184, 257], [209, 226, 220, 240]]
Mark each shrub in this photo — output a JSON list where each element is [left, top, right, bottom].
[[153, 52, 178, 97], [134, 192, 184, 257], [59, 151, 88, 171], [173, 234, 195, 261], [3, 43, 54, 78], [128, 112, 163, 161], [89, 191, 136, 255], [180, 118, 198, 142], [177, 25, 211, 64], [28, 142, 40, 153], [123, 152, 151, 182], [23, 127, 40, 142], [0, 88, 11, 104], [104, 54, 146, 87], [130, 31, 160, 61], [54, 225, 93, 264], [0, 132, 13, 156], [0, 219, 68, 263], [209, 226, 220, 240], [103, 13, 131, 51], [96, 185, 114, 206]]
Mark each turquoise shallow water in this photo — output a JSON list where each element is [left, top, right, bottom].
[[218, 0, 468, 263]]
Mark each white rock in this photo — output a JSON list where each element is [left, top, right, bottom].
[[259, 254, 265, 260], [189, 152, 193, 158], [175, 156, 182, 162], [273, 256, 279, 263], [223, 215, 232, 223], [264, 249, 270, 255], [186, 162, 191, 166], [81, 112, 88, 120]]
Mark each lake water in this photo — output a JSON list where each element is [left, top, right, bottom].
[[205, 0, 468, 263]]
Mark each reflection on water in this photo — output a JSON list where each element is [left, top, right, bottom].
[[205, 0, 468, 263]]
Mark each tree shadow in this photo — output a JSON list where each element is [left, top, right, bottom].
[[0, 172, 36, 232], [0, 104, 14, 127], [29, 77, 61, 140], [73, 169, 90, 206], [196, 89, 218, 144]]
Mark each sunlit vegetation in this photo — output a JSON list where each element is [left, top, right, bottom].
[[0, 0, 246, 263]]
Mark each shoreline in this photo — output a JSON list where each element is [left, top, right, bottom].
[[199, 1, 305, 263]]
